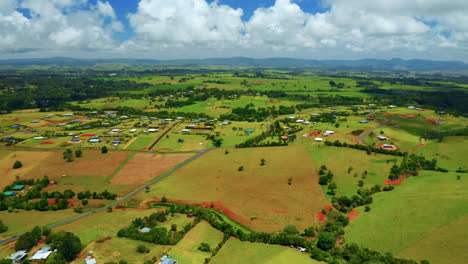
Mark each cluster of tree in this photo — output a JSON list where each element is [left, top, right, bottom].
[[113, 106, 211, 120], [329, 80, 346, 88], [206, 134, 223, 148], [15, 226, 82, 263], [388, 155, 440, 180], [117, 211, 193, 245], [317, 165, 337, 195], [235, 121, 299, 148], [151, 202, 424, 264], [76, 190, 117, 200], [0, 220, 7, 233], [0, 74, 151, 111], [220, 104, 295, 122], [324, 140, 405, 156]]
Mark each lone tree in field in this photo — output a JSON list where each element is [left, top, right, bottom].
[[348, 166, 353, 174], [260, 158, 266, 166], [63, 149, 74, 162], [13, 160, 22, 169], [75, 150, 82, 157], [238, 166, 244, 171], [101, 146, 108, 154], [288, 177, 293, 185]]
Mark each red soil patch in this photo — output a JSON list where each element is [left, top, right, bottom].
[[384, 176, 404, 186], [216, 176, 221, 179], [384, 112, 393, 115], [89, 201, 104, 206], [155, 148, 173, 151], [419, 109, 426, 112], [272, 210, 288, 214], [81, 134, 96, 137], [417, 144, 425, 147], [347, 210, 360, 221], [427, 119, 436, 124], [150, 198, 241, 221], [110, 153, 194, 185], [402, 114, 416, 118], [251, 81, 262, 84], [317, 211, 326, 222], [324, 205, 332, 212], [13, 118, 19, 121], [40, 141, 54, 145], [309, 131, 321, 136], [266, 100, 280, 103]]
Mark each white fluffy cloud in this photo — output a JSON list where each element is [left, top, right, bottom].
[[0, 0, 467, 61], [0, 0, 122, 53]]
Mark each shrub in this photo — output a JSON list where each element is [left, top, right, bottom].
[[198, 242, 211, 252], [317, 232, 335, 251], [283, 225, 299, 235], [101, 146, 108, 154], [136, 245, 150, 254], [13, 160, 22, 169]]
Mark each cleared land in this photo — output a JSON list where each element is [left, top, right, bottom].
[[307, 145, 400, 197], [0, 150, 130, 189], [168, 221, 224, 264], [211, 238, 322, 264], [144, 146, 329, 232], [345, 171, 468, 264], [110, 153, 194, 185]]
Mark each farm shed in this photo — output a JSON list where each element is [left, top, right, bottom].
[[4, 191, 17, 196], [11, 185, 25, 191], [29, 247, 52, 261]]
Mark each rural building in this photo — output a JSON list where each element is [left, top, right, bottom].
[[139, 227, 151, 233], [29, 247, 52, 261], [288, 116, 296, 119], [315, 137, 323, 142], [377, 136, 387, 140], [302, 121, 311, 125], [70, 138, 81, 143], [360, 120, 369, 123], [366, 117, 375, 120], [129, 129, 138, 133], [30, 120, 39, 123], [324, 130, 335, 136], [178, 139, 184, 142], [34, 137, 44, 140], [280, 136, 289, 139], [148, 129, 159, 133], [159, 255, 178, 264], [382, 144, 397, 150], [296, 119, 304, 123], [7, 250, 28, 263], [181, 129, 190, 133], [4, 191, 17, 196], [84, 251, 96, 264], [388, 105, 397, 108], [88, 139, 100, 143], [11, 185, 25, 191]]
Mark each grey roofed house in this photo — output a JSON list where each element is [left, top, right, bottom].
[[29, 247, 52, 260], [139, 227, 151, 233], [7, 250, 28, 263], [159, 255, 178, 264]]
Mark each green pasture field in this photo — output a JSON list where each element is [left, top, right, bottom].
[[55, 210, 182, 264], [48, 174, 135, 197], [345, 171, 468, 264], [125, 133, 159, 150], [307, 144, 400, 198], [210, 238, 322, 264], [211, 121, 267, 147], [168, 221, 224, 264], [0, 209, 77, 241], [143, 146, 328, 233]]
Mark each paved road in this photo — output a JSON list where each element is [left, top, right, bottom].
[[359, 119, 392, 143], [147, 121, 182, 151], [0, 148, 212, 245]]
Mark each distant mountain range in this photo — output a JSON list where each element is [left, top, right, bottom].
[[0, 57, 467, 71]]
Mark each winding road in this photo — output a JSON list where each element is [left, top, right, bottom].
[[359, 118, 392, 143], [0, 148, 212, 245]]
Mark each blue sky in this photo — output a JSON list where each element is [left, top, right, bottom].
[[1, 0, 467, 61]]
